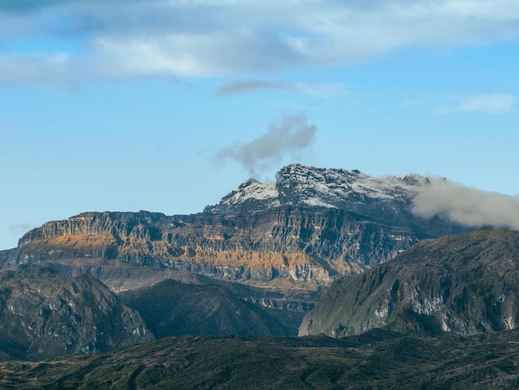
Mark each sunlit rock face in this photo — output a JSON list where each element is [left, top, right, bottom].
[[8, 164, 463, 288], [300, 229, 519, 337]]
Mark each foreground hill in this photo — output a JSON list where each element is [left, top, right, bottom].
[[0, 265, 152, 360], [120, 278, 305, 337], [300, 229, 519, 337], [2, 330, 519, 389], [4, 164, 462, 289]]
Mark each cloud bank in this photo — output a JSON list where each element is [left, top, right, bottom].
[[413, 179, 519, 230], [3, 0, 519, 84], [217, 115, 317, 177]]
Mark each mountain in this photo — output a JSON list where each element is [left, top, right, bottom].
[[300, 228, 519, 338], [3, 330, 519, 389], [0, 264, 152, 360], [4, 164, 463, 289], [120, 278, 304, 337]]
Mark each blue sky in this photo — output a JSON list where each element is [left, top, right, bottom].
[[1, 0, 519, 249]]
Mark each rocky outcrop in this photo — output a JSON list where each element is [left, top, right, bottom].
[[9, 164, 464, 288], [10, 209, 417, 287], [0, 264, 153, 360], [300, 228, 519, 337]]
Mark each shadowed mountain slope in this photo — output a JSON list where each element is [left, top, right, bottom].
[[120, 278, 304, 337], [300, 228, 519, 337], [0, 264, 152, 361]]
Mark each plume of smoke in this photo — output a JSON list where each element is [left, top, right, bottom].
[[217, 115, 317, 177], [412, 179, 519, 230]]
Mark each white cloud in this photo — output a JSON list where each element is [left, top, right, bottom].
[[3, 0, 519, 84], [458, 94, 516, 114], [413, 179, 519, 230]]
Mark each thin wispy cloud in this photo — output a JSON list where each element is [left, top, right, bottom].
[[216, 81, 294, 96], [217, 114, 317, 177], [215, 80, 346, 97], [3, 1, 519, 85], [458, 94, 516, 114], [436, 93, 516, 115]]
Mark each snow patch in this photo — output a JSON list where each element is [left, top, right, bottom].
[[222, 180, 279, 206], [303, 197, 337, 208]]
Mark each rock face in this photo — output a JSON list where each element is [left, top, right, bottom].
[[0, 264, 152, 360], [300, 229, 519, 337], [120, 278, 305, 337], [8, 164, 463, 287]]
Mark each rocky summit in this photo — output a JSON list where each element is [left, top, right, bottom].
[[5, 164, 463, 289], [300, 228, 519, 338]]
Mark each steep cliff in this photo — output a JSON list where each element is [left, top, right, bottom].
[[300, 228, 519, 337], [9, 164, 463, 288], [0, 264, 153, 360]]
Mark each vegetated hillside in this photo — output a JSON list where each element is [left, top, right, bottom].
[[300, 228, 519, 337], [0, 264, 153, 361], [5, 164, 463, 289], [2, 330, 519, 389], [120, 278, 304, 337]]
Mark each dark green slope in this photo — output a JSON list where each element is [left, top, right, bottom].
[[120, 278, 302, 337], [300, 228, 519, 337], [2, 330, 519, 389]]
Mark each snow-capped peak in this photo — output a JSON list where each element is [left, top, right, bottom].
[[207, 164, 432, 214]]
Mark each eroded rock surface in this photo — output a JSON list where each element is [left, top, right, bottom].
[[0, 264, 152, 360]]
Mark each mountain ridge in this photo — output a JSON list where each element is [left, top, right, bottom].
[[5, 164, 464, 289]]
